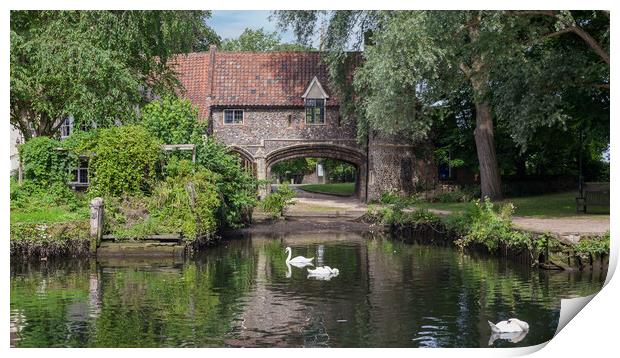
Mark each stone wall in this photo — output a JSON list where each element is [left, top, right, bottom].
[[367, 132, 437, 201], [210, 107, 436, 201], [212, 107, 358, 157]]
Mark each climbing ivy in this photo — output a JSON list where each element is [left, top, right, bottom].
[[18, 136, 72, 187], [88, 125, 162, 197]]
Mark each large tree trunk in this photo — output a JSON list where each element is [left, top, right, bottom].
[[474, 101, 503, 201]]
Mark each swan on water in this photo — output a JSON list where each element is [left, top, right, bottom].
[[488, 318, 529, 333], [307, 266, 340, 280], [285, 247, 314, 265], [307, 266, 339, 275], [488, 330, 528, 345]]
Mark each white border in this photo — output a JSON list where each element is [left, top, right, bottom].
[[3, 2, 617, 358]]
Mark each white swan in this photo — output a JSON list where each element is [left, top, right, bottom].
[[285, 247, 314, 265], [307, 266, 339, 275], [307, 266, 340, 280], [488, 318, 529, 333]]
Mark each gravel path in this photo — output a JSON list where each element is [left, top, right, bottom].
[[285, 193, 609, 237]]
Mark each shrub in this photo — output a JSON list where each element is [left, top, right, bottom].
[[148, 165, 221, 239], [574, 232, 610, 257], [105, 163, 221, 240], [89, 125, 162, 197], [196, 137, 257, 228], [144, 98, 257, 228], [452, 198, 534, 252], [10, 178, 85, 216], [259, 184, 296, 219], [141, 96, 204, 145], [18, 136, 72, 186], [431, 189, 474, 203], [380, 190, 400, 204]]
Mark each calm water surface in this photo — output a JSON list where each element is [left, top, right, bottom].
[[10, 232, 606, 348]]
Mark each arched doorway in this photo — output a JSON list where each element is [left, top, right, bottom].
[[265, 143, 367, 200], [229, 146, 256, 176]]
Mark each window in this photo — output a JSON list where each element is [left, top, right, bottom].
[[305, 99, 325, 124], [60, 116, 94, 140], [70, 157, 89, 186], [224, 109, 244, 124], [60, 117, 73, 139]]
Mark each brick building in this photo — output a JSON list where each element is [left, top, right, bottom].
[[171, 46, 436, 201]]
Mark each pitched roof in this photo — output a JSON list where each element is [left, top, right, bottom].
[[171, 49, 359, 120], [169, 52, 213, 120]]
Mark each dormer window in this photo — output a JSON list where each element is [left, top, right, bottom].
[[305, 99, 325, 124], [302, 76, 329, 125]]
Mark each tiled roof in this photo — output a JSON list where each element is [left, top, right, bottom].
[[211, 52, 336, 107], [169, 52, 213, 120], [171, 49, 358, 119]]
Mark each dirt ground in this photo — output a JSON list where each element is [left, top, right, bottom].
[[280, 192, 610, 237]]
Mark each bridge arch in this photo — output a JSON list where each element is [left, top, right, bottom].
[[229, 145, 255, 175], [265, 143, 367, 200]]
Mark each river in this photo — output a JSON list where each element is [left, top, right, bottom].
[[10, 231, 606, 347]]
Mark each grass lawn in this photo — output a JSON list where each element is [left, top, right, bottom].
[[10, 206, 89, 224], [298, 183, 355, 196], [416, 191, 609, 218]]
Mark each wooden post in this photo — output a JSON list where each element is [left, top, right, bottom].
[[18, 160, 23, 185], [89, 197, 104, 255]]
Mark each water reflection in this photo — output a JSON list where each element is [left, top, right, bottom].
[[10, 232, 606, 348]]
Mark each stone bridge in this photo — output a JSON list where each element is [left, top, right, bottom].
[[171, 47, 436, 201]]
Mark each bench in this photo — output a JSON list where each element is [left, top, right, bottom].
[[576, 182, 610, 213]]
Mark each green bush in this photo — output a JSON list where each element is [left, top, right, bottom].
[[105, 162, 221, 240], [89, 125, 162, 197], [452, 198, 534, 252], [143, 98, 257, 228], [141, 96, 204, 145], [196, 137, 257, 228], [574, 232, 610, 257], [431, 189, 475, 203], [18, 136, 72, 186], [380, 190, 400, 204], [259, 184, 296, 219], [10, 178, 86, 219]]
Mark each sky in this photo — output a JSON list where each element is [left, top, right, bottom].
[[209, 10, 296, 42]]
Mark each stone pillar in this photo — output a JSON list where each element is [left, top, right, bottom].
[[89, 197, 104, 255], [254, 148, 268, 199]]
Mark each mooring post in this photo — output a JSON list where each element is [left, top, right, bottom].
[[89, 197, 104, 255]]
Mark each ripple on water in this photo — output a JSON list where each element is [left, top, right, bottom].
[[9, 235, 606, 347]]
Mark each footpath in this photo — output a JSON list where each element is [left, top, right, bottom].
[[285, 195, 609, 243]]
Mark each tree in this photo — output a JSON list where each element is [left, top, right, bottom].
[[274, 10, 609, 200], [10, 10, 218, 140], [220, 27, 313, 51]]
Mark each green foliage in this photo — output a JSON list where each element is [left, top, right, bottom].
[[10, 178, 88, 222], [430, 188, 476, 203], [89, 125, 162, 197], [379, 190, 400, 205], [259, 184, 296, 219], [195, 137, 257, 228], [271, 158, 315, 183], [18, 136, 72, 187], [11, 10, 218, 139], [322, 158, 356, 182], [220, 27, 313, 51], [141, 97, 204, 145], [449, 199, 534, 252], [105, 163, 220, 240], [574, 232, 610, 257]]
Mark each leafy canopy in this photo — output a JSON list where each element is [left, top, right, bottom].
[[220, 27, 313, 51], [10, 10, 218, 139]]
